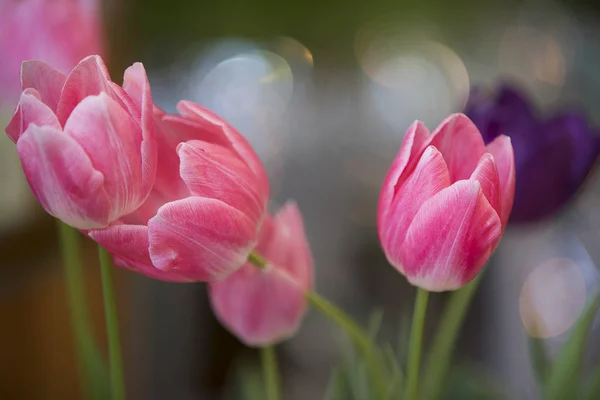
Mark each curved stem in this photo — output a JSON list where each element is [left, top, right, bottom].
[[58, 222, 107, 399], [423, 276, 481, 400], [98, 246, 126, 400], [261, 346, 281, 400], [405, 288, 429, 400], [307, 291, 386, 399]]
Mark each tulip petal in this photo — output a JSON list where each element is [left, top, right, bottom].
[[427, 113, 487, 181], [148, 197, 258, 282], [64, 92, 146, 220], [17, 124, 111, 229], [161, 113, 232, 148], [178, 140, 267, 223], [209, 264, 307, 347], [469, 153, 502, 221], [400, 180, 502, 291], [377, 120, 430, 229], [20, 61, 66, 112], [56, 55, 134, 125], [381, 146, 451, 255], [5, 88, 60, 142], [259, 202, 313, 289], [486, 135, 515, 226], [89, 224, 152, 265], [114, 256, 192, 282], [176, 101, 269, 196], [122, 62, 156, 197], [89, 225, 191, 282]]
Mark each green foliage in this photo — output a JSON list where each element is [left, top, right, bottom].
[[544, 296, 600, 400], [322, 309, 506, 400], [231, 358, 266, 400]]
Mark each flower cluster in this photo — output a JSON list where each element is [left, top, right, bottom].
[[3, 55, 515, 344], [4, 56, 312, 346]]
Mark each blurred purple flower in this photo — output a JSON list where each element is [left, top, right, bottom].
[[465, 83, 600, 223]]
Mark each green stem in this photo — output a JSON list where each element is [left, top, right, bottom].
[[405, 288, 429, 400], [307, 291, 386, 400], [58, 221, 107, 400], [422, 275, 481, 400], [98, 246, 126, 400], [261, 346, 281, 400]]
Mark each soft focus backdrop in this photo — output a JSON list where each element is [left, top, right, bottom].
[[2, 0, 600, 399]]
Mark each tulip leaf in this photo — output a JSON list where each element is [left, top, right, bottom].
[[323, 367, 353, 400], [396, 308, 412, 367], [584, 365, 600, 400], [441, 363, 511, 400], [528, 336, 550, 387], [236, 361, 265, 400], [368, 308, 384, 340], [381, 343, 404, 399], [545, 295, 600, 400]]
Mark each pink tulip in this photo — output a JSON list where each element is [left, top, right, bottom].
[[0, 0, 103, 106], [89, 102, 270, 282], [4, 55, 156, 230], [378, 114, 515, 292], [209, 202, 313, 346]]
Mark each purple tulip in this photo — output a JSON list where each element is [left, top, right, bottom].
[[465, 83, 600, 223]]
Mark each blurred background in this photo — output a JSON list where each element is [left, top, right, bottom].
[[2, 0, 600, 398]]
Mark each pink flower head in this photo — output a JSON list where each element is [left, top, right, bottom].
[[0, 0, 103, 106], [89, 102, 270, 282], [4, 55, 156, 230], [209, 202, 313, 346], [377, 114, 515, 292]]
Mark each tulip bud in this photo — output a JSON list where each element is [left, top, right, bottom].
[[377, 114, 515, 291], [209, 202, 313, 346], [4, 55, 156, 230]]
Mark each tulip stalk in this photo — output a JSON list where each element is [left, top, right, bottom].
[[58, 222, 107, 400], [261, 346, 281, 400], [405, 288, 429, 400], [98, 246, 126, 400]]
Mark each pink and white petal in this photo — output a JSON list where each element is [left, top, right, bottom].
[[377, 120, 430, 229], [121, 62, 156, 198], [176, 101, 269, 195], [64, 93, 147, 219], [113, 256, 192, 282], [21, 61, 66, 112], [178, 140, 267, 223], [148, 197, 259, 282], [89, 224, 152, 265], [209, 263, 308, 347], [486, 135, 515, 227], [400, 181, 502, 292], [56, 55, 126, 124], [160, 113, 232, 148], [381, 146, 451, 258], [148, 115, 192, 199], [469, 153, 502, 219], [426, 113, 487, 181], [262, 202, 313, 289], [17, 124, 111, 229], [5, 88, 60, 142]]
